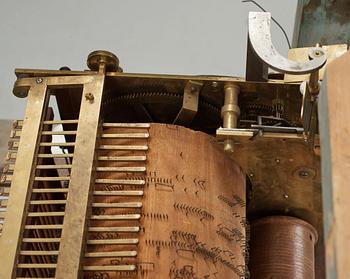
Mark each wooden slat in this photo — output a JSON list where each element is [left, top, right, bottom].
[[103, 123, 150, 128], [93, 190, 143, 196], [87, 239, 139, 245]]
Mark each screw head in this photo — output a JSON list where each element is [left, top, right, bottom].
[[298, 170, 310, 178], [36, 77, 43, 84], [283, 193, 289, 199], [85, 92, 94, 102]]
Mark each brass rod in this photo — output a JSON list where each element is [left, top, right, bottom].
[[39, 142, 75, 147], [41, 131, 77, 136], [34, 177, 70, 181], [90, 214, 141, 220], [95, 179, 145, 185], [97, 156, 146, 161], [83, 265, 136, 271], [25, 225, 63, 230], [22, 238, 61, 243], [38, 153, 74, 158], [87, 239, 139, 245], [93, 190, 143, 196], [99, 145, 148, 151], [36, 165, 72, 169], [27, 212, 65, 217], [88, 226, 140, 232], [92, 202, 142, 208], [32, 189, 68, 193], [103, 123, 150, 128], [20, 251, 59, 256], [101, 133, 149, 139], [17, 264, 57, 269], [29, 200, 66, 205], [85, 251, 137, 258], [43, 120, 79, 125], [94, 190, 143, 196], [96, 167, 146, 172]]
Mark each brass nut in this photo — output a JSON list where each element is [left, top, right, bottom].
[[0, 174, 6, 184]]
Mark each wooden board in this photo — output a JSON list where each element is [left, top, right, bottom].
[[319, 50, 350, 279]]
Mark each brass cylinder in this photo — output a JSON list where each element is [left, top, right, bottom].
[[221, 83, 240, 152], [249, 216, 318, 279]]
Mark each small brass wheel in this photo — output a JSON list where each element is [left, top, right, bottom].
[[87, 50, 119, 72]]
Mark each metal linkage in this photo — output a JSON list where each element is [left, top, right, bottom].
[[248, 12, 327, 75], [221, 83, 240, 152]]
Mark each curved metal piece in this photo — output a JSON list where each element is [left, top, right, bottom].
[[248, 12, 327, 75]]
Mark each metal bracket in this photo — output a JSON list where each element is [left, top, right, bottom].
[[173, 80, 202, 126], [248, 12, 327, 75]]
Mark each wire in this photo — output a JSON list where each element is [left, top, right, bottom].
[[242, 0, 292, 49]]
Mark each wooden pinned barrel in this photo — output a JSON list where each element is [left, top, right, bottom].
[[83, 123, 247, 279]]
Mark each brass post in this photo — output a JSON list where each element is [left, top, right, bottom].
[[221, 83, 240, 152]]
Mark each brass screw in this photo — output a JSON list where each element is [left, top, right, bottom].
[[36, 77, 43, 84], [85, 93, 94, 103]]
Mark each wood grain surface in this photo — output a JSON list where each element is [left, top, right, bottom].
[[83, 123, 246, 279]]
